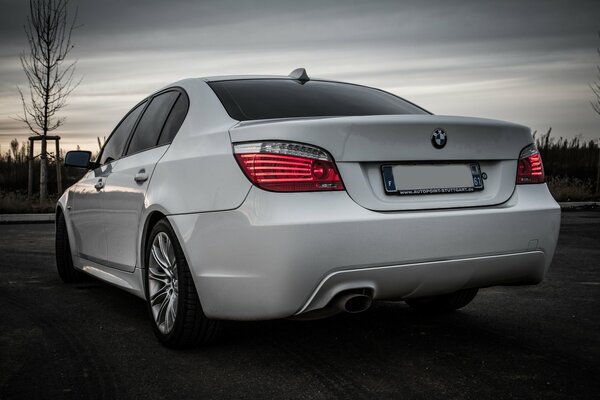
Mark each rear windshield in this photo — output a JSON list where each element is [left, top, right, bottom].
[[208, 79, 428, 121]]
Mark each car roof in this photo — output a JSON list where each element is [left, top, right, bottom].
[[200, 75, 287, 82], [199, 74, 344, 84]]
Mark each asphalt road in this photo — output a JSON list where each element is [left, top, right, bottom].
[[1, 211, 599, 400]]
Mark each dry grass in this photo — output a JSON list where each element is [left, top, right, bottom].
[[546, 176, 597, 202], [0, 191, 57, 213]]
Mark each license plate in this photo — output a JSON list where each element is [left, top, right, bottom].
[[381, 163, 484, 195]]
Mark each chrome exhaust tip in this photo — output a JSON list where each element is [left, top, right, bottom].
[[333, 293, 372, 314]]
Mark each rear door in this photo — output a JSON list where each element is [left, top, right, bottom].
[[69, 101, 146, 264], [102, 89, 188, 272]]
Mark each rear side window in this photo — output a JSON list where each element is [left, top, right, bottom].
[[99, 101, 146, 165], [157, 92, 189, 145], [208, 79, 428, 121], [126, 91, 179, 155]]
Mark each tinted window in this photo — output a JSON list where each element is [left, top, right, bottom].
[[100, 102, 146, 165], [208, 79, 428, 121], [157, 92, 189, 145], [126, 91, 179, 155]]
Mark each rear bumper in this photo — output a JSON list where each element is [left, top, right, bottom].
[[169, 184, 560, 320], [297, 251, 545, 314]]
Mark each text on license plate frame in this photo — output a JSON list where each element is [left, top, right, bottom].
[[381, 162, 484, 195]]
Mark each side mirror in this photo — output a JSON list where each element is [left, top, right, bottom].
[[64, 150, 93, 169]]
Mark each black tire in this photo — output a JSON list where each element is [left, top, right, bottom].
[[405, 288, 478, 314], [55, 212, 83, 283], [145, 218, 220, 348]]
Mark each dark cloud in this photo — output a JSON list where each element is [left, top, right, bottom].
[[2, 0, 597, 52]]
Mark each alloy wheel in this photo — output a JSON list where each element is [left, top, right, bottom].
[[148, 232, 179, 334]]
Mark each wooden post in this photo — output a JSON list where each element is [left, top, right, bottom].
[[28, 138, 34, 200], [55, 137, 62, 195]]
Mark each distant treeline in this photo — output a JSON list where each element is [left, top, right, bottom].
[[535, 128, 599, 181], [0, 131, 598, 196], [0, 138, 86, 196]]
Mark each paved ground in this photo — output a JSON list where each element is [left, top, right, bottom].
[[0, 212, 599, 399]]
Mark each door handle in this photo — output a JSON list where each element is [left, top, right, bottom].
[[94, 179, 104, 191], [134, 170, 149, 183]]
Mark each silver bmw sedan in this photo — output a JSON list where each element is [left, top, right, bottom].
[[56, 69, 561, 348]]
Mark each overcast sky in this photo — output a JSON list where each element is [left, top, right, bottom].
[[0, 0, 599, 152]]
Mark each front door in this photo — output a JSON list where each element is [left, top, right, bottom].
[[68, 164, 112, 264]]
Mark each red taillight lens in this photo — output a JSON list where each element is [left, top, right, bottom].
[[233, 142, 344, 192], [516, 144, 545, 184]]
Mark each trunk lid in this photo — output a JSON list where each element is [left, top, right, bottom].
[[229, 115, 533, 211]]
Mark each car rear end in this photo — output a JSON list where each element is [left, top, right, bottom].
[[170, 77, 561, 321]]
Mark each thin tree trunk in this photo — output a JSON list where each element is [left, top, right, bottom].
[[40, 7, 51, 205], [28, 139, 33, 199], [56, 138, 62, 195], [40, 137, 47, 204]]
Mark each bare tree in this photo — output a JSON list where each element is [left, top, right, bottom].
[[17, 0, 79, 203], [10, 139, 20, 160], [20, 142, 28, 163]]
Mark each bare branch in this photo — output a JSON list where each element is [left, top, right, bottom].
[[17, 0, 80, 137]]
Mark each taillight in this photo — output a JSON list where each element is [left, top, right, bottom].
[[233, 142, 344, 192], [516, 144, 545, 184]]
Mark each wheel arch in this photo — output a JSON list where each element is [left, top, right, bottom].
[[55, 205, 65, 242], [54, 201, 84, 273], [140, 211, 166, 268], [138, 207, 203, 306]]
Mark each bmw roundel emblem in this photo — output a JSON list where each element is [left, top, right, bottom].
[[431, 128, 447, 149]]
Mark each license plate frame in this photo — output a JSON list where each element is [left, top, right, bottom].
[[381, 162, 484, 195]]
